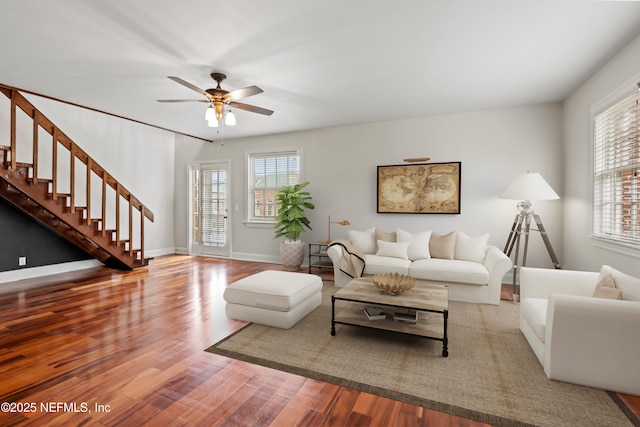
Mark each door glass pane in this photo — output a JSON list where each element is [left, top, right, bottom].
[[192, 169, 199, 244], [201, 168, 226, 247]]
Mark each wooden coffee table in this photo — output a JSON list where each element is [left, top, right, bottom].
[[331, 277, 449, 357]]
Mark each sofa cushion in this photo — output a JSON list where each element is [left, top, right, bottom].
[[363, 254, 411, 275], [376, 240, 409, 259], [599, 265, 640, 301], [592, 273, 623, 300], [396, 229, 431, 260], [455, 232, 489, 263], [521, 297, 548, 343], [409, 258, 489, 285], [348, 228, 376, 254], [430, 231, 457, 259]]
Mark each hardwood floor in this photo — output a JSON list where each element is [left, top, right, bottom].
[[0, 255, 638, 426]]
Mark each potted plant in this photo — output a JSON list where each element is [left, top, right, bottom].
[[274, 181, 315, 271]]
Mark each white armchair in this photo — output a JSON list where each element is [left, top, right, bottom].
[[519, 266, 640, 395]]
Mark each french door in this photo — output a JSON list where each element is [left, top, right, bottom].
[[189, 161, 230, 257]]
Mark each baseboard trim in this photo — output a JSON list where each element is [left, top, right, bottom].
[[175, 248, 282, 265], [231, 252, 281, 264], [146, 247, 177, 258], [0, 259, 104, 284], [0, 249, 299, 285]]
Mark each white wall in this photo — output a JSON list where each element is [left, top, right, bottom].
[[8, 32, 640, 281], [23, 95, 177, 258], [173, 132, 207, 254], [175, 103, 564, 270], [563, 33, 640, 276]]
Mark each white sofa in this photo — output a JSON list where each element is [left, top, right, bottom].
[[520, 265, 640, 395], [327, 228, 512, 305]]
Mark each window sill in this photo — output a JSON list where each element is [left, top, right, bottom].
[[590, 236, 640, 259]]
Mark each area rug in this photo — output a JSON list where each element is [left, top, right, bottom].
[[206, 283, 638, 427]]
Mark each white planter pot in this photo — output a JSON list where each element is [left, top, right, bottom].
[[280, 240, 305, 271]]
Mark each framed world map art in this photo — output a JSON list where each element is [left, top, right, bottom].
[[377, 162, 461, 214]]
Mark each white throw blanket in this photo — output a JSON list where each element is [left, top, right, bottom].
[[328, 239, 365, 278]]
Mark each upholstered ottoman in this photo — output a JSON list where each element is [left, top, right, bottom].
[[223, 270, 323, 329]]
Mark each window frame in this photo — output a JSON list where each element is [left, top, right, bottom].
[[591, 82, 640, 251], [245, 148, 303, 226]]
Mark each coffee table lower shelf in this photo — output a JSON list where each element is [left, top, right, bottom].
[[331, 299, 449, 357]]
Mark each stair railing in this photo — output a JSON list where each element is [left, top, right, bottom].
[[1, 85, 154, 264]]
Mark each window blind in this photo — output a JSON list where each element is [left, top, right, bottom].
[[248, 151, 300, 221], [200, 168, 226, 246], [593, 87, 640, 246]]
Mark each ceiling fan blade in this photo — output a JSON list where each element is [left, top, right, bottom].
[[224, 85, 263, 101], [167, 76, 210, 97], [157, 99, 209, 103], [228, 101, 274, 116]]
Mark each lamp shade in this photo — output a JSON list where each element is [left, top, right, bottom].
[[225, 110, 236, 126], [501, 172, 559, 200], [205, 105, 215, 121]]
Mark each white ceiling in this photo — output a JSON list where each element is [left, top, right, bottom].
[[2, 0, 640, 142]]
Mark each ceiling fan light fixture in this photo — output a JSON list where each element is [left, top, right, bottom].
[[225, 110, 236, 126], [161, 74, 273, 129]]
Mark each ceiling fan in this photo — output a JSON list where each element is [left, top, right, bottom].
[[158, 73, 274, 126]]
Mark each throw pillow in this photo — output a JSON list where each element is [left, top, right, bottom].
[[396, 229, 431, 260], [592, 273, 623, 300], [348, 228, 376, 254], [376, 240, 410, 259], [454, 232, 489, 263], [598, 265, 640, 301], [375, 228, 396, 242], [430, 231, 457, 260]]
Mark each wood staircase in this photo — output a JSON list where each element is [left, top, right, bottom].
[[0, 86, 154, 270]]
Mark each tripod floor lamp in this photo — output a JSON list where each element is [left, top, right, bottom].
[[501, 172, 561, 301]]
